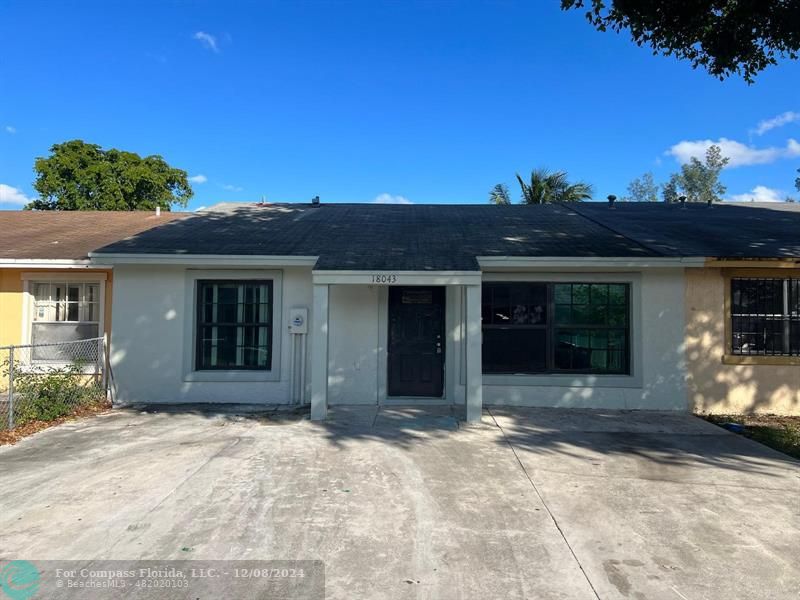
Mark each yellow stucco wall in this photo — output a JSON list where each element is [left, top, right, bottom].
[[0, 269, 24, 348], [0, 268, 114, 390], [685, 267, 800, 415]]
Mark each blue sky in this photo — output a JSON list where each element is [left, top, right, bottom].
[[1, 1, 799, 211]]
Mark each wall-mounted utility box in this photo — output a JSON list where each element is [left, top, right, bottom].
[[288, 307, 308, 334]]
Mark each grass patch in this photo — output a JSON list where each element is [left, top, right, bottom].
[[703, 414, 800, 460]]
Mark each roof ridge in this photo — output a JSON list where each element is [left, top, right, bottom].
[[564, 203, 667, 257]]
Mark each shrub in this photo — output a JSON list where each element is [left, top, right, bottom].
[[3, 362, 104, 427]]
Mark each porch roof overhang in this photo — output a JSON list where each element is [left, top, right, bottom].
[[311, 270, 483, 286]]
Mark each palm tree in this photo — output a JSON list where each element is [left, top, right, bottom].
[[514, 169, 593, 204], [488, 183, 511, 205]]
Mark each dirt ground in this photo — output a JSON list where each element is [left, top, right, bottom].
[[0, 399, 111, 446]]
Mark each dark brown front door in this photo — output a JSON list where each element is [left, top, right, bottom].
[[387, 286, 445, 397]]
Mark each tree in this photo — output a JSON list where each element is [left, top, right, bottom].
[[662, 175, 680, 203], [489, 183, 511, 205], [561, 0, 800, 82], [795, 167, 800, 192], [513, 169, 594, 204], [625, 172, 659, 202], [29, 140, 193, 211], [672, 144, 729, 203]]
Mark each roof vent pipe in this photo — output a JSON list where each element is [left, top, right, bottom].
[[607, 194, 616, 208], [707, 199, 713, 207], [311, 195, 320, 206], [155, 206, 161, 217], [679, 195, 687, 208]]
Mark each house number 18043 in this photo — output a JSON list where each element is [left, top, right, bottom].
[[371, 274, 398, 284]]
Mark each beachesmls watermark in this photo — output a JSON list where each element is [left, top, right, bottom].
[[0, 560, 323, 599]]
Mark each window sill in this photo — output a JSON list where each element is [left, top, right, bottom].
[[722, 355, 800, 366], [183, 370, 280, 383], [483, 373, 641, 389]]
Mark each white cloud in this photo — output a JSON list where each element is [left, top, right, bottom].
[[372, 193, 412, 205], [666, 137, 800, 168], [727, 185, 786, 203], [4, 125, 16, 134], [188, 174, 208, 184], [222, 184, 243, 192], [0, 184, 33, 205], [752, 111, 800, 136], [193, 31, 219, 52]]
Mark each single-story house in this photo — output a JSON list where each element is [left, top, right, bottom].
[[0, 210, 186, 386], [92, 200, 800, 420]]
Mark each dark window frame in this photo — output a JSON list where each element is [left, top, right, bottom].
[[195, 279, 274, 371], [730, 277, 800, 357], [482, 281, 631, 375]]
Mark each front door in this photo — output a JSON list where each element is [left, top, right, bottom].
[[387, 286, 445, 397]]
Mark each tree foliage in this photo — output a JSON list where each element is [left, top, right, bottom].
[[796, 167, 800, 192], [625, 172, 659, 202], [29, 140, 193, 211], [661, 175, 680, 203], [489, 183, 512, 205], [665, 144, 729, 203], [510, 169, 593, 204], [561, 0, 800, 82]]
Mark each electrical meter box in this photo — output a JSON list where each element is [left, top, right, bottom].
[[288, 307, 308, 334]]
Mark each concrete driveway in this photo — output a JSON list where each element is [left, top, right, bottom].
[[1, 405, 798, 600]]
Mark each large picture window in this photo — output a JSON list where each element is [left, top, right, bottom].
[[196, 280, 273, 371], [731, 278, 800, 357], [482, 282, 630, 375]]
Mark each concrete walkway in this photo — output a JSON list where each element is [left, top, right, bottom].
[[1, 405, 798, 599]]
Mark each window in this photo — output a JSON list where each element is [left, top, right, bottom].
[[29, 280, 102, 362], [482, 282, 630, 375], [731, 278, 800, 357], [196, 280, 273, 371]]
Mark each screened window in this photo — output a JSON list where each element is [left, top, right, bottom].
[[731, 278, 800, 357], [31, 281, 101, 345], [196, 280, 273, 371], [482, 282, 630, 375]]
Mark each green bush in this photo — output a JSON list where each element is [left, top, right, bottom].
[[4, 362, 104, 427]]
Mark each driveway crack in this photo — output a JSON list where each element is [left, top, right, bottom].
[[488, 408, 601, 600]]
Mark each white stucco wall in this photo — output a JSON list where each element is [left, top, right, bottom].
[[109, 265, 312, 405], [328, 285, 380, 404], [482, 269, 689, 410], [110, 265, 689, 411]]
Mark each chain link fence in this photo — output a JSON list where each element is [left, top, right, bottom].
[[0, 337, 108, 431]]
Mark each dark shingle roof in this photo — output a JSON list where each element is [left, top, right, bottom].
[[93, 201, 800, 270], [94, 203, 658, 270], [0, 211, 188, 260], [571, 202, 800, 258]]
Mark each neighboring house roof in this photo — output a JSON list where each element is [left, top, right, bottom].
[[571, 202, 800, 258], [0, 211, 187, 261], [94, 203, 658, 270]]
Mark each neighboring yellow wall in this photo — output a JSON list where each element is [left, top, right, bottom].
[[0, 268, 114, 390], [685, 267, 800, 415], [0, 269, 24, 347]]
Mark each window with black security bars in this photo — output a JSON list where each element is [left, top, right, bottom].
[[482, 282, 630, 375], [731, 278, 800, 357]]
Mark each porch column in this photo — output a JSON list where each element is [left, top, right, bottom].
[[464, 283, 483, 422], [310, 283, 329, 420]]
